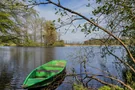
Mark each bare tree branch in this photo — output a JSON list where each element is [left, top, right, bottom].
[[56, 18, 83, 29], [66, 73, 133, 90]]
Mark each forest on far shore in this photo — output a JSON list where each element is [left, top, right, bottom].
[[84, 39, 134, 45]]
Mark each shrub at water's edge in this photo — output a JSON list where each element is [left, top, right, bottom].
[[122, 46, 135, 89], [73, 84, 124, 90], [98, 85, 124, 90], [73, 83, 87, 90], [52, 40, 65, 47]]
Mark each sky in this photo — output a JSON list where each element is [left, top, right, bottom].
[[34, 0, 104, 43]]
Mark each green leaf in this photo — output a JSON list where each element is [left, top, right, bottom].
[[88, 30, 91, 33], [60, 13, 64, 16], [58, 18, 60, 22], [92, 26, 96, 31], [96, 0, 101, 3], [83, 23, 87, 30], [72, 29, 75, 33], [81, 28, 85, 32], [53, 20, 55, 22], [55, 11, 58, 14]]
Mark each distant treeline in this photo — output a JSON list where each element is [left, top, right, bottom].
[[84, 39, 134, 45]]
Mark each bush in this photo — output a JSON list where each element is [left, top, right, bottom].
[[98, 86, 111, 90], [98, 86, 124, 90], [53, 40, 64, 47], [73, 83, 87, 90]]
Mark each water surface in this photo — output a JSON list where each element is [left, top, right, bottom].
[[0, 46, 126, 90]]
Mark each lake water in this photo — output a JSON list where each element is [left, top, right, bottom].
[[0, 46, 126, 90]]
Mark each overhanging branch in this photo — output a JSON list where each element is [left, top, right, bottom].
[[46, 0, 135, 64]]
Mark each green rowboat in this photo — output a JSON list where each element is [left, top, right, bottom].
[[22, 60, 67, 89]]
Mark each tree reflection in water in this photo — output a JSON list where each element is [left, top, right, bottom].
[[0, 64, 13, 90]]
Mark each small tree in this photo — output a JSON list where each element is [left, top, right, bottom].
[[43, 21, 57, 46]]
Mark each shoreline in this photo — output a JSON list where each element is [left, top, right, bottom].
[[64, 44, 125, 47], [0, 44, 129, 47]]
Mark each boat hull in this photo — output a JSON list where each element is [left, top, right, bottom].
[[28, 69, 66, 90], [22, 60, 67, 89]]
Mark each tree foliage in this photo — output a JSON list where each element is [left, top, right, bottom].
[[93, 0, 135, 89], [43, 20, 57, 46], [93, 0, 135, 43], [0, 0, 37, 44]]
